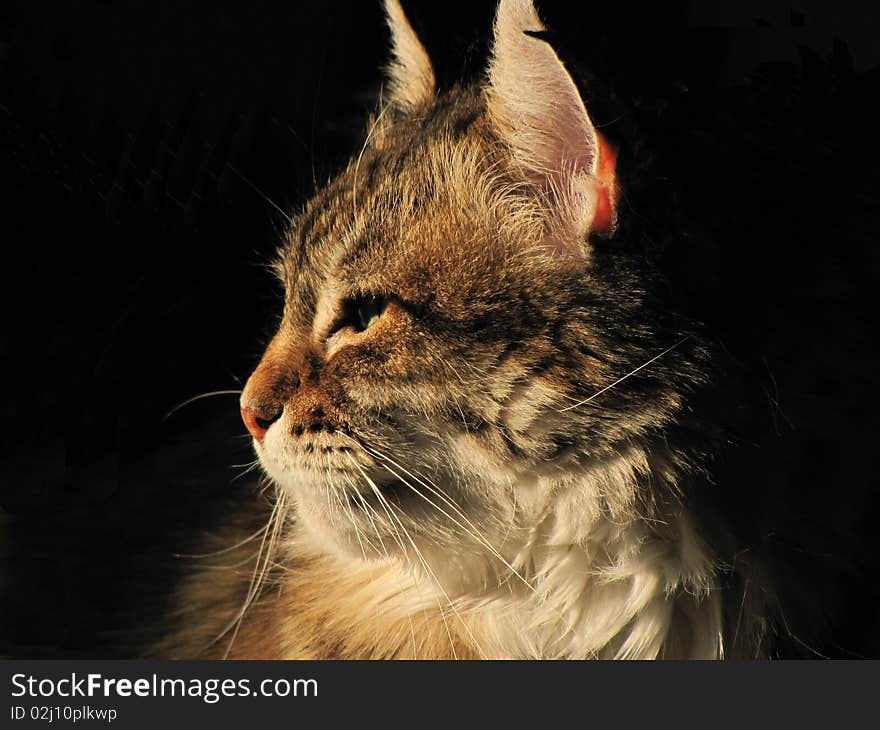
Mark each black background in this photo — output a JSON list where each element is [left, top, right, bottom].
[[1, 1, 879, 658]]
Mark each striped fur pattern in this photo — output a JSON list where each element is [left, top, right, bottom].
[[157, 0, 763, 659]]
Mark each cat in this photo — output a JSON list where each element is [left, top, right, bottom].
[[152, 0, 876, 659]]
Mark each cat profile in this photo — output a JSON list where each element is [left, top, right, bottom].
[[152, 0, 872, 659]]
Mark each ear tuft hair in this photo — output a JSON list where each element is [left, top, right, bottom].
[[384, 0, 436, 114]]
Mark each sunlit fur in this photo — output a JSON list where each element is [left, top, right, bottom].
[[383, 0, 436, 114], [157, 0, 771, 659]]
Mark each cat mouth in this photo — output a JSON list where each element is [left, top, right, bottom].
[[265, 452, 409, 500]]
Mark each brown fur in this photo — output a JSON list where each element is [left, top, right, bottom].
[[152, 1, 842, 660], [153, 8, 712, 659], [153, 78, 704, 658], [155, 512, 487, 659]]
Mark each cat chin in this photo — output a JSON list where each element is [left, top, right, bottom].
[[263, 470, 508, 596], [257, 441, 525, 594], [255, 457, 398, 557]]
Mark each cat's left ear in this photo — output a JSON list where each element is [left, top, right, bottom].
[[486, 0, 618, 248], [384, 0, 436, 114]]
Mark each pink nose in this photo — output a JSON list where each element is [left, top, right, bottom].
[[241, 406, 280, 444]]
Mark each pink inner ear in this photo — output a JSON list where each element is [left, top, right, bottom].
[[591, 133, 619, 237], [486, 0, 622, 245]]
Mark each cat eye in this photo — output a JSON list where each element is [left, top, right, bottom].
[[356, 295, 385, 331], [329, 294, 389, 340]]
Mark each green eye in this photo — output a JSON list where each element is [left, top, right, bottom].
[[355, 295, 386, 331], [328, 294, 390, 342]]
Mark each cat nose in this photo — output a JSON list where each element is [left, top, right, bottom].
[[241, 405, 281, 445]]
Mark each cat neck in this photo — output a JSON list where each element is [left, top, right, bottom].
[[481, 445, 723, 659], [267, 446, 724, 659]]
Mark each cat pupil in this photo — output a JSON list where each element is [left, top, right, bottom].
[[356, 296, 383, 331]]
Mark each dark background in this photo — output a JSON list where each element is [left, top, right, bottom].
[[1, 1, 878, 657]]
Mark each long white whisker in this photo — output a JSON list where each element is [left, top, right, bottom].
[[342, 472, 391, 557], [200, 493, 279, 653], [352, 102, 391, 219], [162, 389, 243, 422], [204, 487, 287, 658], [344, 471, 422, 659], [330, 479, 379, 558], [350, 439, 579, 639], [174, 522, 269, 559], [365, 450, 519, 581], [556, 336, 691, 412], [345, 454, 488, 659], [230, 459, 263, 484], [359, 442, 546, 601], [224, 488, 288, 657], [225, 162, 292, 225], [382, 491, 490, 660], [345, 455, 464, 659]]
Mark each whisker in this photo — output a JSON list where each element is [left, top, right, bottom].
[[329, 471, 377, 558], [230, 460, 263, 484], [174, 521, 270, 559], [162, 389, 243, 422], [342, 472, 391, 558], [223, 489, 288, 658], [199, 486, 286, 657], [230, 459, 260, 469], [556, 336, 691, 412], [345, 453, 488, 659], [382, 491, 488, 660], [357, 441, 545, 601], [225, 162, 293, 225], [366, 450, 514, 574], [343, 471, 422, 659], [351, 102, 391, 219], [185, 552, 267, 571], [346, 437, 578, 639], [345, 455, 464, 659], [200, 510, 276, 652]]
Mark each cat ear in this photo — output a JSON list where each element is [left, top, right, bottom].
[[486, 0, 618, 247], [384, 0, 436, 114]]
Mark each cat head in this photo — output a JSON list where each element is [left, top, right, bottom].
[[240, 0, 701, 591]]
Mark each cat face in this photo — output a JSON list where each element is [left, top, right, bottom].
[[240, 0, 699, 591], [242, 91, 575, 571]]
